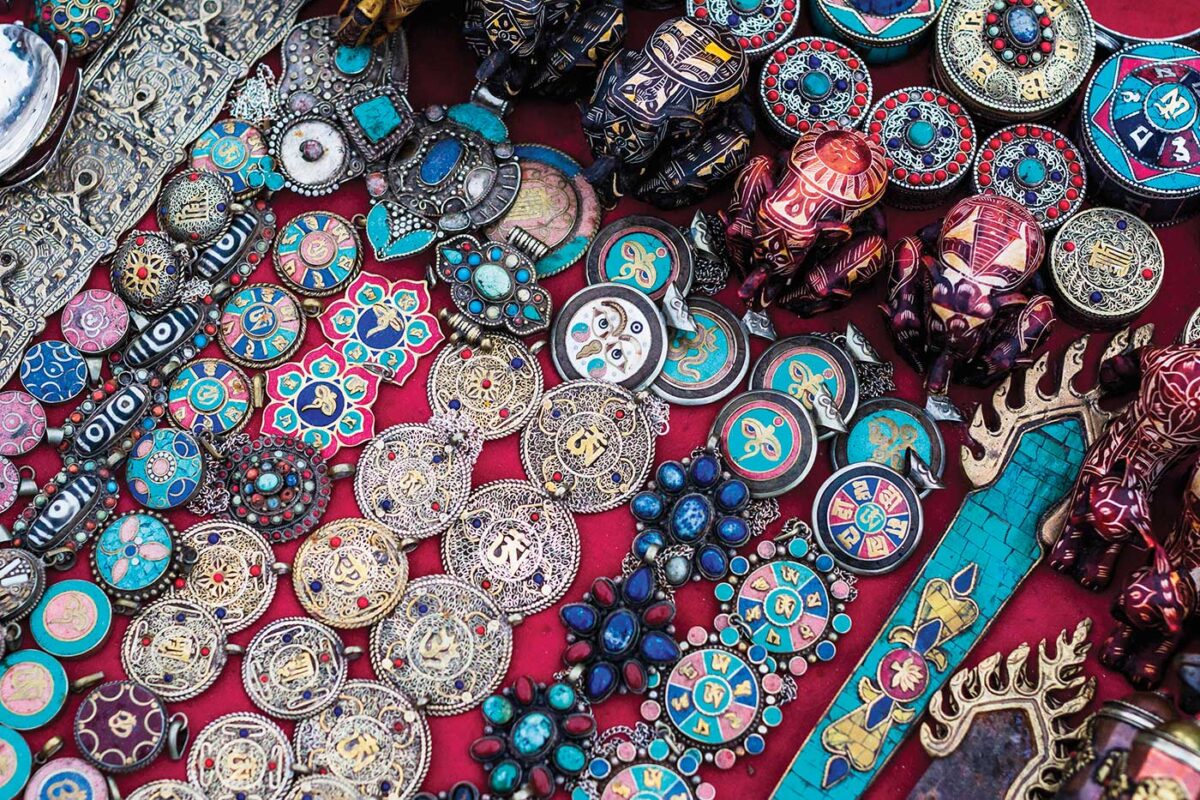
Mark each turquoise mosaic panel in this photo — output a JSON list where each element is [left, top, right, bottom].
[[772, 417, 1086, 799]]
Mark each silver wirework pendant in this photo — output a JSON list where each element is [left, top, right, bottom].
[[122, 599, 228, 703], [187, 713, 294, 800], [241, 617, 353, 720], [427, 335, 544, 440]]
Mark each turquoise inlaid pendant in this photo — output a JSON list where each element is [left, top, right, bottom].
[[218, 283, 308, 369], [318, 273, 443, 386], [831, 397, 945, 495], [30, 579, 113, 659], [687, 0, 799, 59], [168, 358, 254, 438], [711, 390, 817, 498], [652, 297, 749, 406], [190, 119, 283, 198], [0, 649, 68, 730], [973, 124, 1086, 230], [435, 234, 552, 336], [274, 212, 362, 297], [812, 463, 922, 575], [574, 733, 716, 800], [126, 428, 205, 510], [750, 335, 859, 434], [90, 512, 185, 610], [0, 723, 30, 798], [713, 520, 855, 677], [810, 0, 944, 63], [585, 216, 694, 304]]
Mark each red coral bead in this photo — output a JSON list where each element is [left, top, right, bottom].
[[514, 675, 536, 705], [563, 641, 593, 665], [590, 577, 617, 607], [468, 736, 505, 761], [563, 713, 596, 737]]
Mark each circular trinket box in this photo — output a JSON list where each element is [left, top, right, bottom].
[[832, 397, 945, 494], [442, 480, 581, 616], [427, 335, 544, 440], [0, 549, 45, 627], [127, 782, 207, 800], [688, 0, 799, 58], [585, 752, 715, 800], [759, 38, 872, 139], [293, 679, 431, 800], [0, 392, 45, 457], [24, 757, 107, 800], [710, 390, 817, 498], [30, 579, 112, 659], [110, 231, 186, 315], [190, 119, 279, 199], [716, 534, 855, 676], [0, 725, 29, 799], [551, 282, 668, 392], [173, 520, 281, 634], [32, 0, 127, 57], [89, 512, 188, 610], [519, 380, 662, 514], [354, 417, 482, 541], [866, 87, 977, 207], [168, 359, 254, 438], [370, 575, 513, 716], [61, 289, 129, 355], [813, 462, 923, 574], [158, 170, 235, 246], [187, 713, 294, 800], [271, 110, 361, 197], [20, 341, 86, 405], [74, 680, 170, 773], [933, 0, 1095, 122], [242, 617, 352, 719], [651, 297, 750, 406], [274, 211, 362, 297], [585, 217, 694, 304], [645, 631, 784, 767], [750, 334, 859, 430], [487, 144, 602, 279], [973, 124, 1087, 229], [810, 0, 946, 64], [218, 283, 309, 369], [292, 518, 408, 629], [125, 428, 205, 510], [0, 650, 67, 730], [1050, 207, 1164, 328], [122, 599, 229, 702], [1082, 42, 1200, 225]]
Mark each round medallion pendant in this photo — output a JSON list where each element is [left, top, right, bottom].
[[710, 390, 818, 498], [168, 358, 254, 438], [212, 435, 333, 544], [813, 463, 923, 574], [0, 649, 67, 730], [73, 679, 168, 773], [190, 119, 275, 199], [651, 297, 750, 406], [283, 776, 363, 800], [831, 396, 945, 494], [0, 391, 45, 456], [293, 679, 432, 800], [157, 170, 235, 246], [89, 512, 184, 608], [750, 335, 859, 427], [30, 579, 112, 659], [27, 757, 108, 800], [442, 480, 581, 616], [242, 617, 350, 719], [427, 335, 544, 440], [61, 289, 130, 354], [126, 428, 205, 510], [354, 416, 482, 540], [585, 217, 694, 304], [0, 549, 45, 626], [110, 232, 186, 315], [187, 713, 294, 800], [271, 112, 359, 196], [1185, 307, 1200, 344], [274, 211, 362, 297], [122, 599, 227, 702], [20, 340, 87, 405], [759, 38, 872, 139], [127, 782, 207, 800], [973, 124, 1086, 229], [292, 518, 408, 629], [172, 520, 279, 633], [218, 283, 307, 369], [1049, 207, 1164, 327], [687, 0, 798, 58], [370, 575, 513, 716], [0, 724, 30, 799], [520, 380, 661, 514], [596, 761, 702, 800]]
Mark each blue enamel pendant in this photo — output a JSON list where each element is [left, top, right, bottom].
[[585, 216, 694, 304], [435, 234, 552, 335], [126, 428, 205, 510], [218, 283, 308, 369], [750, 335, 860, 435], [274, 212, 362, 297], [30, 579, 113, 659], [20, 341, 87, 404]]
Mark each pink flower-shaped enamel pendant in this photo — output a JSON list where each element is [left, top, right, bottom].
[[263, 344, 380, 457]]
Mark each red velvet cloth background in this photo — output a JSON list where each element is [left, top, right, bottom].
[[8, 0, 1200, 796]]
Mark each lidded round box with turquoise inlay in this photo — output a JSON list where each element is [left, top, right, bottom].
[[32, 0, 127, 57], [809, 0, 947, 64], [972, 123, 1086, 230], [759, 37, 873, 140], [1081, 41, 1200, 225], [688, 0, 800, 59]]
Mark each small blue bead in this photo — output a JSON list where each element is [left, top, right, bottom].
[[715, 479, 749, 512], [716, 516, 750, 546], [560, 603, 599, 634], [640, 631, 680, 663], [633, 529, 666, 558], [631, 491, 665, 521], [585, 662, 618, 701]]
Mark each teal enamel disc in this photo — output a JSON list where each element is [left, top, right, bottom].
[[832, 397, 944, 490], [218, 284, 307, 368], [710, 390, 817, 498], [274, 212, 362, 297], [0, 724, 30, 798], [126, 428, 204, 509], [750, 334, 859, 426], [168, 358, 254, 437], [30, 580, 113, 659], [91, 513, 179, 601], [652, 297, 749, 406], [585, 216, 693, 302], [0, 649, 68, 730]]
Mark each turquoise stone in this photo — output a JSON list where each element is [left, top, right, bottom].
[[511, 712, 554, 756], [334, 45, 372, 75], [546, 682, 576, 711], [352, 96, 405, 144], [472, 263, 513, 300], [802, 71, 833, 99], [421, 139, 464, 185], [555, 743, 587, 774], [1016, 157, 1047, 187], [482, 695, 514, 725], [255, 472, 280, 493], [489, 760, 520, 793], [447, 103, 508, 143], [905, 120, 937, 149]]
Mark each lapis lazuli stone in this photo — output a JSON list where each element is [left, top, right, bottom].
[[585, 662, 618, 700], [656, 462, 687, 493], [670, 493, 713, 543], [689, 454, 721, 488], [633, 529, 665, 558], [512, 712, 554, 757], [600, 609, 639, 656], [716, 516, 751, 546], [631, 491, 665, 521], [697, 544, 729, 579], [421, 138, 464, 185], [1006, 6, 1041, 45], [560, 603, 598, 634], [623, 566, 653, 604], [715, 479, 749, 512], [640, 631, 680, 664]]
